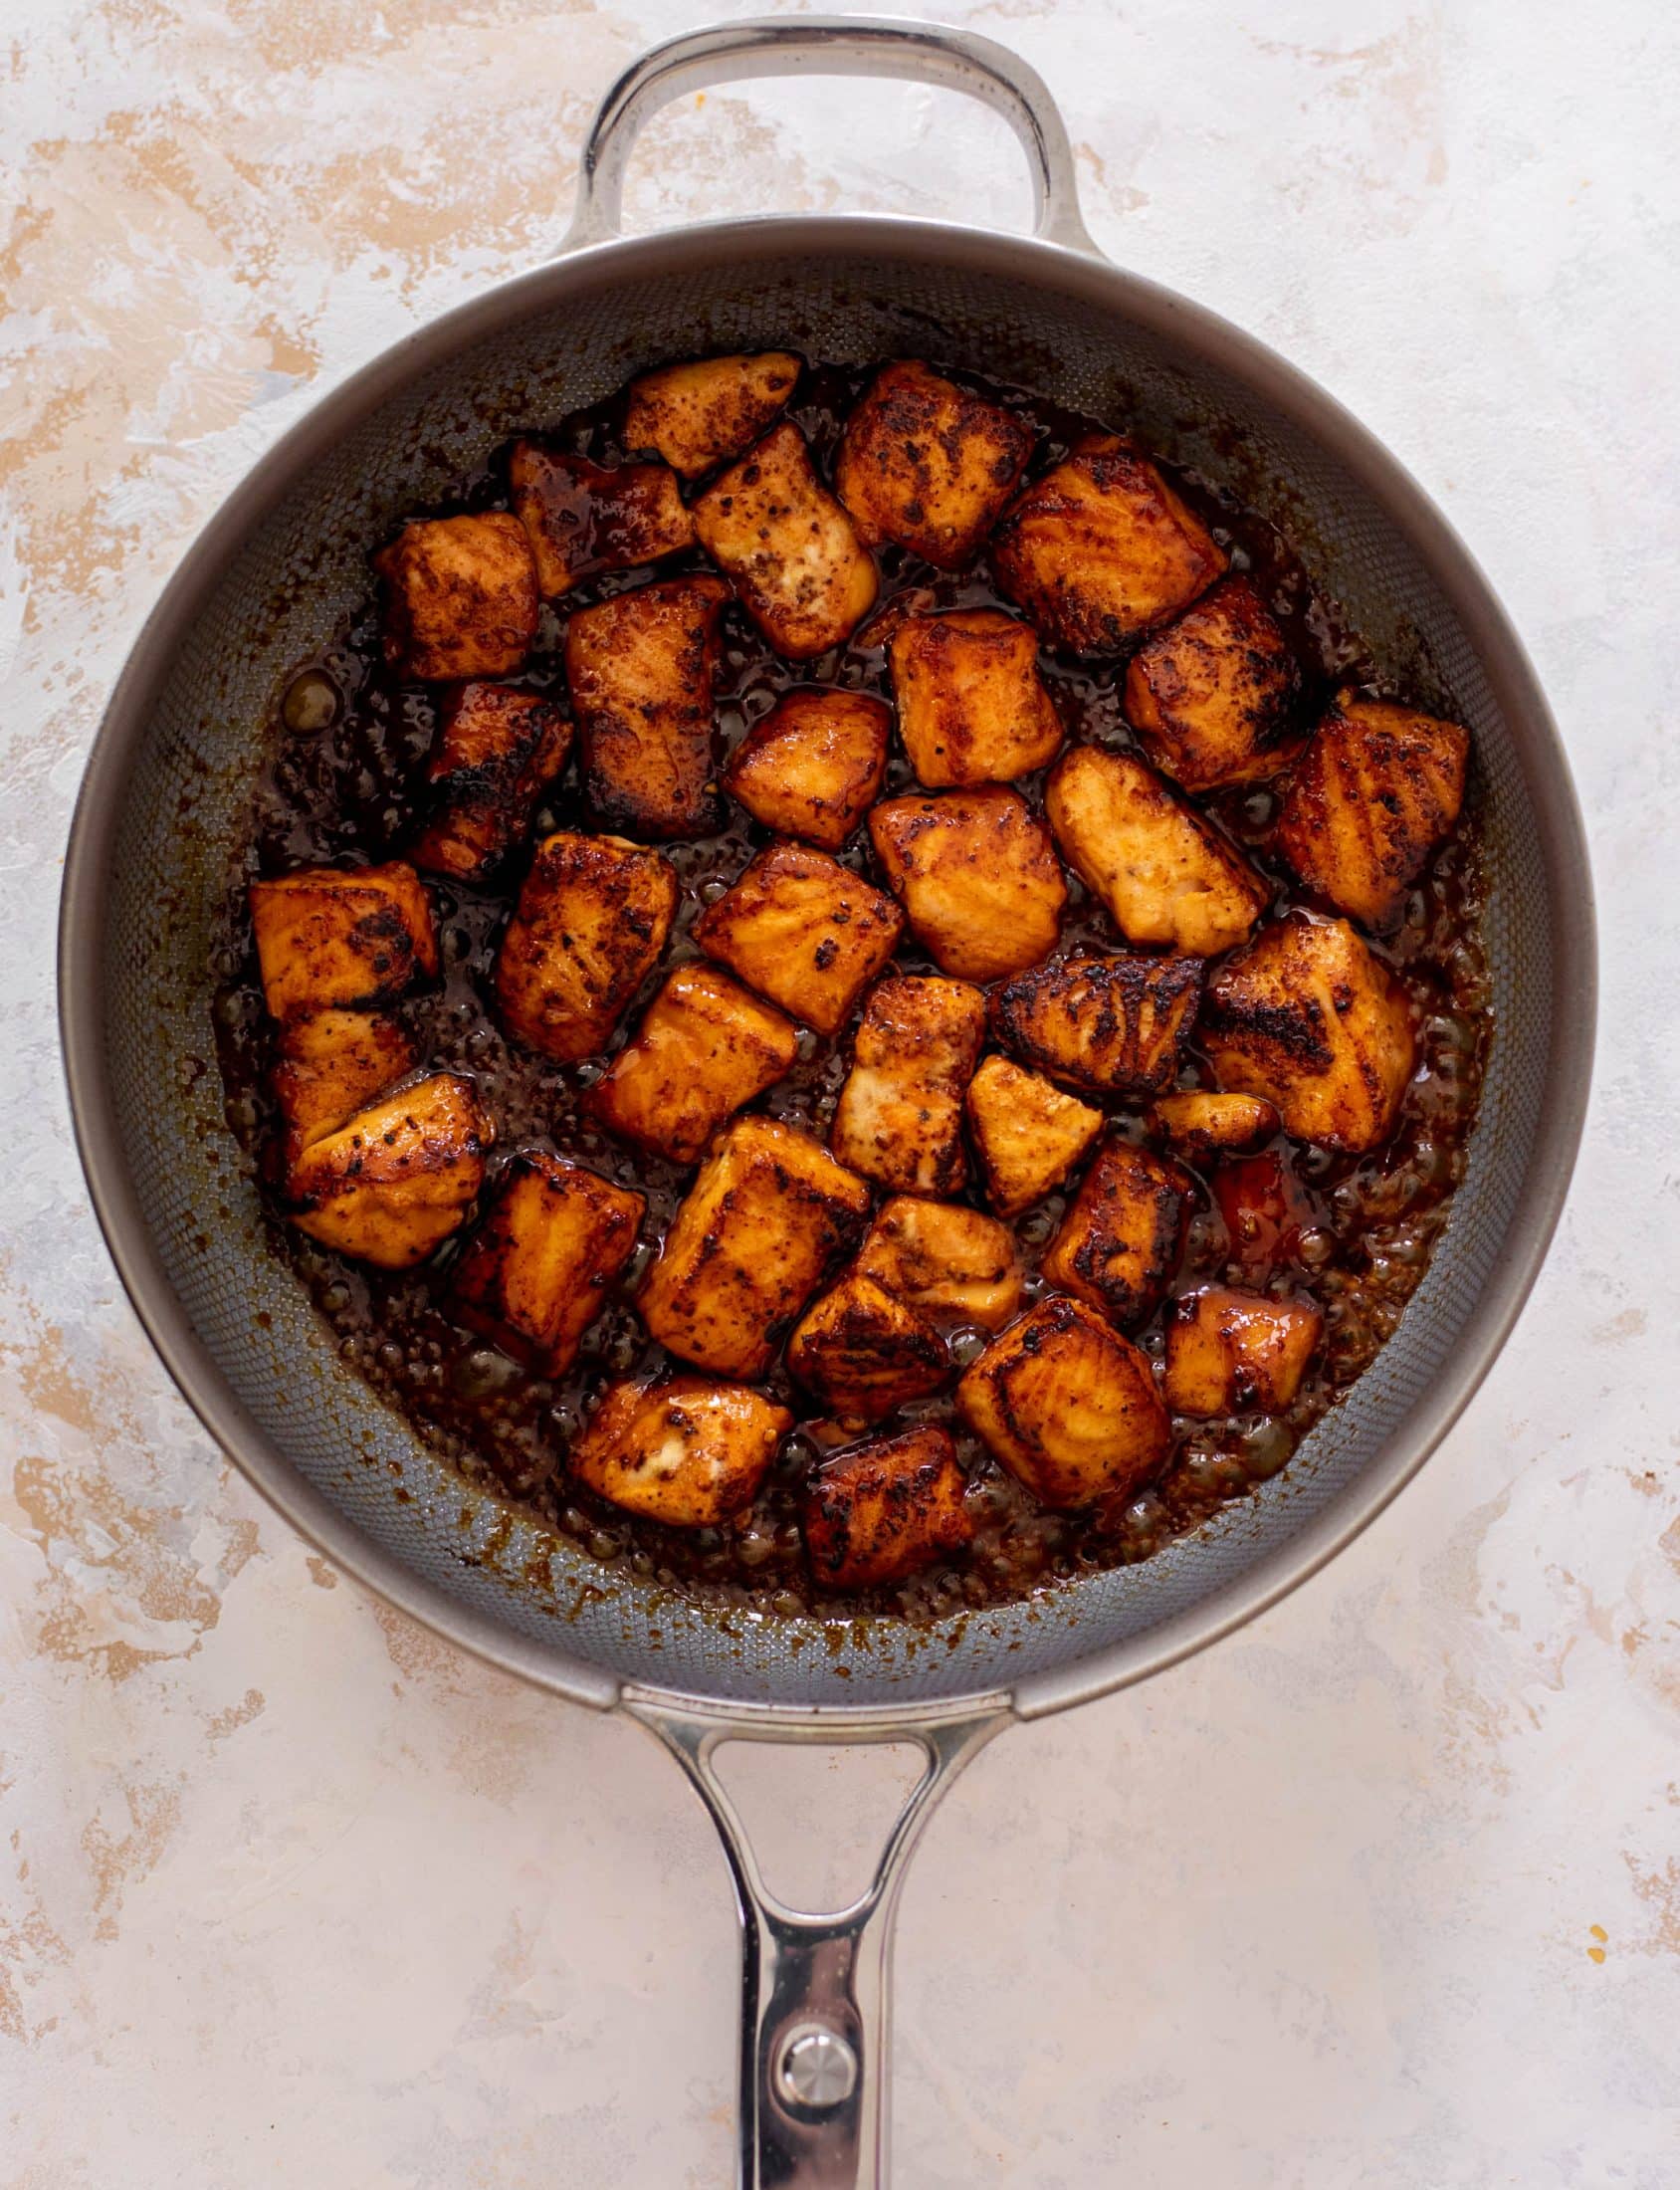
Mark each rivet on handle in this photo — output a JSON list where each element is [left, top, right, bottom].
[[776, 2025, 861, 2112]]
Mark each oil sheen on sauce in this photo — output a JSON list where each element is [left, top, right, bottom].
[[211, 362, 1491, 1623]]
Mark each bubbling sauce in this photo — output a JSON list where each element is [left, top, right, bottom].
[[211, 362, 1490, 1621]]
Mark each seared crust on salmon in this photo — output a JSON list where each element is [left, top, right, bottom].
[[250, 861, 438, 1024], [802, 1424, 975, 1590], [1041, 1139, 1193, 1329], [723, 688, 890, 848], [587, 964, 799, 1166], [1162, 1287, 1324, 1417], [835, 359, 1034, 567], [692, 421, 877, 659], [565, 574, 730, 840], [831, 975, 986, 1196], [285, 1073, 489, 1268], [992, 953, 1204, 1095], [990, 435, 1225, 654], [957, 1295, 1172, 1509], [1276, 691, 1470, 928], [1199, 912, 1415, 1151], [494, 832, 677, 1062], [1123, 577, 1302, 792], [889, 608, 1063, 787], [638, 1117, 872, 1380], [624, 351, 801, 479], [571, 1375, 792, 1525], [1045, 743, 1267, 957], [869, 787, 1066, 982], [510, 443, 693, 597], [692, 841, 904, 1035], [451, 1152, 644, 1377], [374, 513, 538, 682]]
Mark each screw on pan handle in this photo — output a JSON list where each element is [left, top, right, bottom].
[[562, 14, 1101, 256], [624, 1691, 1009, 2189]]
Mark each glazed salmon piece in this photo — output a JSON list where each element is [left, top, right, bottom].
[[494, 832, 678, 1063], [624, 350, 801, 478], [374, 513, 538, 682], [991, 436, 1225, 655], [835, 359, 1034, 567], [250, 861, 437, 1024], [571, 1376, 793, 1525], [802, 1425, 976, 1590], [451, 1152, 644, 1378], [285, 1074, 489, 1269], [565, 574, 730, 841], [692, 422, 877, 660]]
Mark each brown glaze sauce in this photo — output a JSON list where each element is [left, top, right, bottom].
[[211, 361, 1490, 1621]]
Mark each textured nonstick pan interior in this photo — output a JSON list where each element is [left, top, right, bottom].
[[73, 223, 1585, 1713]]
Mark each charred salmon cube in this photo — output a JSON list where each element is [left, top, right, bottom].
[[834, 359, 1035, 567], [1151, 1090, 1280, 1159], [587, 964, 799, 1165], [993, 953, 1203, 1096], [624, 350, 801, 479], [1123, 576, 1303, 792], [509, 442, 693, 598], [285, 1073, 488, 1268], [1041, 1139, 1193, 1328], [963, 1053, 1105, 1215], [990, 436, 1225, 655], [692, 422, 877, 660], [854, 1197, 1023, 1331], [638, 1116, 872, 1379], [1200, 912, 1415, 1151], [570, 1375, 792, 1526], [373, 513, 538, 682], [831, 976, 986, 1195], [494, 831, 678, 1062], [802, 1424, 975, 1590], [957, 1295, 1171, 1509], [451, 1152, 643, 1378], [250, 860, 438, 1024], [566, 574, 730, 840], [691, 842, 904, 1035], [1275, 690, 1470, 928], [1162, 1286, 1324, 1417], [787, 1273, 950, 1421], [869, 787, 1066, 982], [1045, 745, 1268, 957], [409, 683, 571, 882], [723, 688, 890, 848], [888, 609, 1063, 787], [272, 1008, 416, 1162]]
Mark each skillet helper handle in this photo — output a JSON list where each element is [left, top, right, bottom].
[[625, 1696, 1007, 2189], [563, 15, 1099, 256]]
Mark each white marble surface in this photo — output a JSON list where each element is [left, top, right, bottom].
[[4, 2, 1679, 2183]]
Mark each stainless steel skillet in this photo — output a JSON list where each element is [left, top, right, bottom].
[[58, 18, 1595, 2186]]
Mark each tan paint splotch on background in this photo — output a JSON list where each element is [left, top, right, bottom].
[[81, 1777, 183, 1942], [1251, 15, 1450, 224], [2, 1286, 262, 1682], [0, 1878, 74, 2046], [1625, 1852, 1680, 1959], [1, 0, 638, 619]]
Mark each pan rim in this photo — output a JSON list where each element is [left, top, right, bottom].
[[57, 212, 1597, 1728]]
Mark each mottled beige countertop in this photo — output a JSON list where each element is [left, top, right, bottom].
[[3, 2, 1678, 2183]]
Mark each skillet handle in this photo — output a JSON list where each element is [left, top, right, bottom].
[[563, 15, 1100, 256], [624, 1693, 1009, 2189]]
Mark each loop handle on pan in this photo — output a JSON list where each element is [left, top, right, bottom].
[[562, 14, 1102, 257], [625, 1691, 1010, 2189]]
